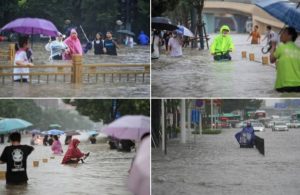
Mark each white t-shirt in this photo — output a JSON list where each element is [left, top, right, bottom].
[[168, 37, 183, 57], [14, 50, 29, 80]]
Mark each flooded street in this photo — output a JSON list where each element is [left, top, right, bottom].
[[152, 128, 300, 195], [0, 133, 134, 195], [0, 42, 150, 97], [152, 34, 300, 97]]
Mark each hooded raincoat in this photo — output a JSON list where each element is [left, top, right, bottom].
[[210, 25, 235, 55], [61, 139, 84, 164], [63, 29, 83, 60]]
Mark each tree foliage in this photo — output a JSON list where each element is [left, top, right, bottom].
[[220, 99, 263, 113], [0, 0, 150, 39], [0, 100, 93, 131], [63, 99, 150, 123]]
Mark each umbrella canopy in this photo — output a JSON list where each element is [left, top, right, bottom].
[[152, 17, 178, 31], [30, 129, 41, 134], [49, 124, 62, 129], [255, 0, 300, 32], [47, 129, 64, 135], [128, 136, 150, 195], [87, 130, 99, 136], [65, 130, 81, 136], [177, 25, 194, 37], [0, 118, 33, 134], [117, 30, 135, 36], [102, 115, 150, 141], [0, 17, 59, 36]]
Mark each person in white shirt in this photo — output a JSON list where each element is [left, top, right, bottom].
[[45, 32, 68, 60], [14, 36, 34, 82], [168, 31, 183, 57], [151, 30, 162, 59]]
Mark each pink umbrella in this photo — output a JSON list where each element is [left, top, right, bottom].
[[128, 136, 150, 195], [102, 115, 150, 141]]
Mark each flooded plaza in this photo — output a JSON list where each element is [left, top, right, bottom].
[[152, 128, 300, 195], [0, 42, 150, 97], [152, 34, 300, 98], [0, 133, 134, 195]]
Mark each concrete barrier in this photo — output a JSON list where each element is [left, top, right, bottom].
[[241, 51, 247, 59], [33, 160, 39, 167], [0, 171, 5, 180], [262, 56, 269, 65], [249, 53, 255, 61]]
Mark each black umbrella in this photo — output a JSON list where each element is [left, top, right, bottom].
[[152, 17, 178, 31]]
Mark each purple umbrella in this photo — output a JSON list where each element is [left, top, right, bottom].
[[0, 17, 59, 36], [102, 115, 150, 141]]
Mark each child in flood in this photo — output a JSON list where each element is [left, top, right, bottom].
[[103, 31, 119, 56], [93, 32, 104, 55], [61, 139, 89, 164], [14, 36, 34, 82], [0, 132, 34, 185], [51, 135, 63, 155], [247, 25, 261, 44]]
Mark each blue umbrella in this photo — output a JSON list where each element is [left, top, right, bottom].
[[88, 130, 99, 136], [48, 129, 64, 135], [30, 129, 41, 134], [0, 118, 33, 134], [255, 0, 300, 32]]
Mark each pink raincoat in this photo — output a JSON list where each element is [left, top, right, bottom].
[[63, 29, 82, 60], [61, 139, 84, 164], [51, 140, 63, 155]]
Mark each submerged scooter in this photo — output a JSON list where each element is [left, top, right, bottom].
[[213, 51, 232, 61]]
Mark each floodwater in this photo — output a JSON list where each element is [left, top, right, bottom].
[[0, 42, 150, 97], [0, 133, 134, 195], [152, 34, 300, 98], [152, 128, 300, 195]]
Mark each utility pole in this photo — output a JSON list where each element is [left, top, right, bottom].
[[181, 99, 186, 144], [161, 99, 166, 154]]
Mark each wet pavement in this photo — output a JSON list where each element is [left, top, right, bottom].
[[0, 42, 150, 97], [152, 34, 300, 98], [152, 128, 300, 195], [0, 133, 134, 195]]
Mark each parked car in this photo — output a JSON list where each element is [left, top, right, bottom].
[[288, 120, 300, 128], [272, 121, 288, 131], [252, 123, 265, 132]]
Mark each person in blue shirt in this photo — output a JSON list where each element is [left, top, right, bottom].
[[138, 31, 149, 45], [103, 31, 119, 56]]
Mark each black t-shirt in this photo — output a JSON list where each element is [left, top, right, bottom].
[[94, 40, 104, 55], [0, 145, 34, 184], [104, 39, 117, 55]]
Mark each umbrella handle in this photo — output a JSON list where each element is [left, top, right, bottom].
[[79, 25, 90, 42]]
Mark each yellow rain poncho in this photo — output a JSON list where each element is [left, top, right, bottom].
[[210, 25, 235, 55]]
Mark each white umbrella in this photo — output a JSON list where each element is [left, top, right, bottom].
[[177, 25, 194, 37]]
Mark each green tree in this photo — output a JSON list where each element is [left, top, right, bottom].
[[63, 99, 150, 123]]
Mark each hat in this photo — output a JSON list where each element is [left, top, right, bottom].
[[71, 29, 77, 34]]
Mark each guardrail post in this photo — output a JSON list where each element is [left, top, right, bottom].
[[9, 44, 15, 64], [72, 54, 82, 83]]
